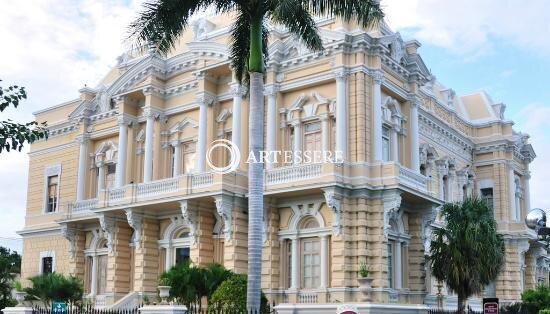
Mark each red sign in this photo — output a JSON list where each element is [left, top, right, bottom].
[[483, 298, 499, 314]]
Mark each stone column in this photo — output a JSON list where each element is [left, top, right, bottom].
[[196, 93, 213, 172], [164, 247, 172, 271], [509, 163, 517, 221], [524, 172, 531, 212], [230, 83, 245, 153], [447, 171, 455, 202], [96, 161, 105, 193], [372, 71, 384, 161], [116, 116, 130, 187], [409, 97, 420, 172], [143, 108, 156, 182], [265, 85, 278, 169], [171, 141, 181, 177], [320, 114, 330, 157], [395, 241, 403, 290], [320, 235, 328, 289], [90, 255, 98, 296], [76, 135, 89, 201], [290, 237, 299, 290], [390, 124, 399, 162], [335, 69, 348, 160], [292, 120, 302, 164]]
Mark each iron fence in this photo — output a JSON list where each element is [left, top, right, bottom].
[[428, 307, 482, 314]]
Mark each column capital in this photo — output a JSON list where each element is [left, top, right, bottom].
[[371, 70, 385, 85], [290, 119, 302, 128], [117, 114, 136, 126], [196, 92, 216, 107], [408, 93, 422, 108], [264, 84, 280, 97], [229, 83, 247, 97], [333, 67, 349, 82], [170, 140, 180, 147], [142, 85, 162, 97], [75, 134, 90, 144], [319, 113, 330, 122], [142, 106, 162, 119]]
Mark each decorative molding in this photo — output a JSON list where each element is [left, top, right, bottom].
[[323, 188, 343, 236], [99, 214, 116, 253], [180, 200, 198, 246], [382, 190, 403, 236], [213, 195, 233, 242], [60, 224, 77, 259], [125, 209, 143, 247]]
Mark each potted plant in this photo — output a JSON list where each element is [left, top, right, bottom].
[[357, 261, 372, 302], [158, 277, 171, 305], [13, 281, 27, 307]]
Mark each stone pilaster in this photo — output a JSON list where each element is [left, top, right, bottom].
[[102, 216, 132, 302], [218, 196, 248, 274], [191, 207, 215, 266], [261, 202, 280, 291], [132, 218, 159, 293]]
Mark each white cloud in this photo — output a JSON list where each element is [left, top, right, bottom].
[[383, 0, 550, 56], [0, 0, 143, 237], [515, 104, 550, 209]]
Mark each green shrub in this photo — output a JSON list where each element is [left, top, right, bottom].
[[209, 274, 269, 313], [501, 302, 527, 314], [521, 284, 550, 314], [24, 273, 83, 307], [538, 309, 550, 314]]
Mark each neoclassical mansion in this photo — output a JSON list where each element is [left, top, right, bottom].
[[20, 12, 548, 309]]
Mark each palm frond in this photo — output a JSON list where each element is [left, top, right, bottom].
[[271, 0, 323, 52], [230, 10, 251, 83], [127, 0, 208, 54], [304, 0, 384, 28]]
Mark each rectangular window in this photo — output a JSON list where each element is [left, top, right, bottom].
[[301, 239, 320, 289], [171, 146, 176, 177], [105, 164, 116, 189], [42, 257, 53, 274], [387, 242, 394, 289], [175, 247, 190, 265], [481, 188, 494, 210], [46, 175, 58, 213], [382, 126, 391, 162], [183, 142, 196, 174], [304, 123, 322, 163]]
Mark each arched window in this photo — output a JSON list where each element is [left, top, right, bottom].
[[172, 228, 191, 266], [280, 214, 330, 291], [387, 216, 409, 290]]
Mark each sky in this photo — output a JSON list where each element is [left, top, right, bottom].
[[0, 0, 549, 252]]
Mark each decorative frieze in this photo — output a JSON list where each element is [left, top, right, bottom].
[[125, 209, 143, 247]]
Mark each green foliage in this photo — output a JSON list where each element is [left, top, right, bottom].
[[538, 309, 550, 314], [209, 274, 269, 313], [521, 284, 550, 314], [159, 261, 232, 309], [429, 197, 505, 312], [0, 247, 21, 310], [24, 273, 83, 307], [0, 79, 48, 153], [358, 261, 370, 277], [500, 303, 527, 314]]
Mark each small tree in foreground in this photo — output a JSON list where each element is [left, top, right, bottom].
[[0, 79, 48, 153], [209, 274, 269, 314], [24, 273, 83, 307], [429, 197, 505, 313], [521, 284, 550, 314], [0, 247, 21, 309]]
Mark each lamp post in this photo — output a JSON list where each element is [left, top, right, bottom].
[[525, 208, 550, 250]]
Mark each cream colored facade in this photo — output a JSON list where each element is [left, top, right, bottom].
[[19, 13, 549, 309]]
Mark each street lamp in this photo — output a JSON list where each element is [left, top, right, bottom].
[[525, 208, 550, 250]]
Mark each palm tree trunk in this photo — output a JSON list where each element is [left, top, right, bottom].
[[246, 17, 265, 314]]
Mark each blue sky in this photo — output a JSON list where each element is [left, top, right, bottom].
[[0, 0, 549, 252]]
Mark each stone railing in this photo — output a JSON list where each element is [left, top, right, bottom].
[[137, 177, 179, 197], [297, 291, 319, 304], [191, 172, 214, 188], [265, 163, 323, 185], [72, 198, 98, 212], [108, 187, 126, 202], [399, 165, 428, 191]]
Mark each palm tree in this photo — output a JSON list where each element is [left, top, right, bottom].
[[129, 1, 383, 312], [429, 197, 505, 313]]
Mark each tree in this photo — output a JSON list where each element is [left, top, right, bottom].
[[0, 247, 21, 309], [0, 80, 48, 153], [429, 197, 505, 313], [129, 2, 383, 312], [209, 274, 269, 314], [160, 261, 232, 309], [521, 284, 550, 314], [24, 273, 83, 307]]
